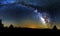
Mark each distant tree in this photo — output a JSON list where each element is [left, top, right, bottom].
[[5, 26, 8, 28], [0, 19, 4, 29], [52, 25, 57, 30], [9, 24, 14, 28]]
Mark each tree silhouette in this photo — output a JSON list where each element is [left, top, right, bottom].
[[9, 24, 14, 28], [52, 25, 57, 30]]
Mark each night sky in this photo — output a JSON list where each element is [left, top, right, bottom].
[[0, 0, 60, 29]]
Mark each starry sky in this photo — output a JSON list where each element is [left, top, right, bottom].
[[0, 0, 60, 29]]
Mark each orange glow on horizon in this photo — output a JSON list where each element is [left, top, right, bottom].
[[25, 24, 39, 28], [3, 20, 53, 29]]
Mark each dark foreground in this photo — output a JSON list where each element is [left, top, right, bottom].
[[0, 26, 60, 32], [0, 28, 59, 32]]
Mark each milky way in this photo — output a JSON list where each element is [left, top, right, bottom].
[[33, 9, 51, 26], [0, 0, 60, 28]]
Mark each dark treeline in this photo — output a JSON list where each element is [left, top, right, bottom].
[[0, 19, 59, 32]]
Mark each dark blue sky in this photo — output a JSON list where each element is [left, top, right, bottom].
[[0, 4, 34, 24], [0, 0, 60, 27]]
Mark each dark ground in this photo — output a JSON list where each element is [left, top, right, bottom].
[[0, 25, 59, 32]]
